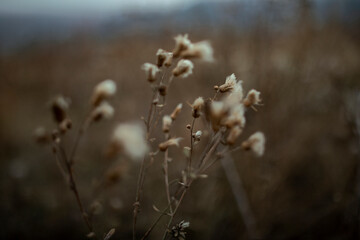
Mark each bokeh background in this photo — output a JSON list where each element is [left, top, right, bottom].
[[1, 0, 360, 239]]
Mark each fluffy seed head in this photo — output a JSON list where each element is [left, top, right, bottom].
[[112, 122, 149, 160], [170, 103, 183, 120], [156, 49, 173, 67], [159, 137, 183, 151], [219, 74, 237, 93], [242, 131, 266, 156], [225, 104, 246, 128], [172, 59, 194, 78], [209, 101, 226, 131], [194, 130, 202, 141], [34, 126, 50, 143], [243, 89, 261, 107], [91, 101, 114, 122], [192, 97, 204, 118], [51, 95, 70, 123], [141, 63, 160, 83], [181, 41, 214, 62], [162, 115, 172, 133], [173, 34, 192, 58], [92, 79, 117, 107]]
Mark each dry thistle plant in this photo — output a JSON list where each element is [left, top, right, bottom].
[[35, 33, 266, 240]]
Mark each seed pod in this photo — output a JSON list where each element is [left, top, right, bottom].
[[91, 79, 117, 107], [51, 96, 70, 124], [191, 97, 204, 118], [170, 103, 183, 120]]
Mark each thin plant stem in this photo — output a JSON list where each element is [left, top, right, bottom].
[[188, 118, 196, 175]]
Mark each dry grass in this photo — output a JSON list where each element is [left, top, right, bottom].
[[0, 18, 360, 240]]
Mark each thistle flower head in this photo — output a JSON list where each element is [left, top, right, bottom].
[[173, 34, 192, 58], [159, 137, 183, 151], [92, 79, 117, 107], [91, 101, 114, 122], [243, 89, 261, 107], [156, 49, 173, 67], [162, 115, 172, 133], [242, 131, 266, 156], [172, 59, 194, 78], [112, 122, 149, 160], [192, 97, 204, 118], [51, 95, 70, 123], [219, 74, 237, 93], [181, 41, 214, 62], [170, 103, 183, 120], [141, 63, 160, 83]]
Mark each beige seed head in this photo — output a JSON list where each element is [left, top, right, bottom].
[[242, 131, 266, 156], [141, 63, 160, 83], [192, 97, 204, 118], [112, 122, 149, 160], [181, 41, 214, 62], [162, 115, 172, 133], [172, 34, 192, 58], [243, 89, 261, 107], [156, 49, 173, 67], [219, 74, 237, 93], [172, 59, 194, 78], [91, 101, 114, 122], [92, 79, 117, 107], [51, 95, 70, 123], [170, 103, 183, 120], [159, 137, 183, 151], [224, 104, 246, 128]]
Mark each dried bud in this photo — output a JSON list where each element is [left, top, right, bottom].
[[183, 146, 191, 158], [243, 89, 261, 107], [186, 124, 191, 129], [105, 165, 127, 185], [162, 115, 172, 133], [171, 220, 190, 240], [158, 84, 167, 96], [219, 74, 237, 93], [91, 79, 117, 107], [141, 63, 160, 83], [159, 137, 183, 151], [59, 118, 72, 133], [34, 126, 50, 144], [192, 97, 204, 118], [172, 59, 194, 78], [170, 103, 183, 120], [51, 95, 70, 123], [181, 41, 214, 62], [172, 34, 192, 58], [111, 122, 149, 160], [156, 49, 173, 67], [242, 131, 265, 156], [91, 101, 114, 122], [226, 126, 242, 145]]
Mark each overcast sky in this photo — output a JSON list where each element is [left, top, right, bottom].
[[0, 0, 220, 16]]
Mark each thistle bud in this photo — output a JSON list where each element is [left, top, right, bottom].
[[141, 63, 160, 83], [91, 101, 114, 122], [51, 95, 70, 124], [162, 115, 172, 133], [243, 89, 261, 107], [91, 79, 117, 107], [156, 49, 173, 67], [191, 97, 204, 118], [159, 137, 183, 151], [172, 34, 192, 58], [219, 74, 237, 93], [241, 131, 265, 156], [170, 103, 183, 120], [172, 59, 193, 78], [180, 41, 214, 62], [158, 84, 167, 96]]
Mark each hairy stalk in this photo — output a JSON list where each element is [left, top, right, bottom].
[[69, 115, 91, 165], [164, 141, 173, 214], [188, 118, 196, 175]]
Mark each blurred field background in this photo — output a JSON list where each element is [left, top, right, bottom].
[[1, 0, 360, 239]]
